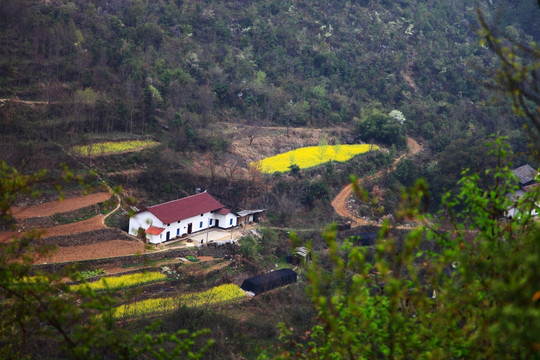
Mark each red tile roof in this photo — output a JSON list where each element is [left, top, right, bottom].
[[144, 192, 225, 224], [216, 208, 231, 215], [146, 226, 165, 235]]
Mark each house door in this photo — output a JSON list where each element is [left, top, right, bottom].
[[215, 219, 220, 228], [166, 231, 170, 241], [187, 223, 192, 234]]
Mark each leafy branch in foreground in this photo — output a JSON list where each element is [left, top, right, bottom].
[[269, 139, 539, 359], [477, 7, 540, 156]]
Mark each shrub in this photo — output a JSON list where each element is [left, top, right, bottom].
[[357, 113, 407, 149], [79, 269, 106, 280]]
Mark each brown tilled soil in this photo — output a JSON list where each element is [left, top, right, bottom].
[[35, 240, 145, 264], [0, 215, 109, 243], [11, 192, 111, 219], [227, 125, 349, 163], [39, 215, 108, 237]]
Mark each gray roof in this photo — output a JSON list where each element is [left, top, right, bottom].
[[512, 164, 538, 185], [236, 209, 266, 217]]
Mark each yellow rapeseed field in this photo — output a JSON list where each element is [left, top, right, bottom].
[[71, 272, 167, 292], [109, 284, 245, 319], [252, 144, 379, 174], [72, 140, 159, 156]]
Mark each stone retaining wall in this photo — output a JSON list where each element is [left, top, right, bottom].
[[34, 229, 134, 247], [17, 216, 56, 229]]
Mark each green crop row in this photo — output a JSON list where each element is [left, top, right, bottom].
[[71, 271, 167, 292], [72, 140, 159, 156], [109, 284, 245, 319]]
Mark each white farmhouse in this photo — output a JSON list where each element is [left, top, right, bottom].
[[129, 191, 237, 244]]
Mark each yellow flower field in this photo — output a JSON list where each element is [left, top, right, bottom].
[[72, 140, 159, 156], [71, 272, 167, 292], [109, 284, 245, 319], [253, 144, 379, 174]]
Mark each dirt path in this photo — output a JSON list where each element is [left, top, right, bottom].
[[12, 192, 111, 219], [0, 98, 54, 105], [400, 48, 419, 93], [331, 137, 422, 227]]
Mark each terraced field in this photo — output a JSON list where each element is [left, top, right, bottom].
[[0, 192, 145, 263]]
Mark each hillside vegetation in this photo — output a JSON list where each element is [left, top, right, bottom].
[[1, 1, 539, 359], [1, 2, 538, 211]]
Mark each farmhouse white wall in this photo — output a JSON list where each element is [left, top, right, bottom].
[[215, 212, 237, 228], [130, 210, 228, 244], [172, 212, 215, 238], [128, 211, 163, 236]]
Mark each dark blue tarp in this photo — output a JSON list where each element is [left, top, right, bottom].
[[353, 232, 377, 246], [241, 269, 297, 295]]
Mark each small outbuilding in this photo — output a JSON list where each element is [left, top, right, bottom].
[[286, 246, 311, 265], [236, 209, 266, 226], [512, 164, 538, 187], [241, 269, 297, 295]]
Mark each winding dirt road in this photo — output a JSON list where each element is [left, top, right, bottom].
[[331, 137, 422, 227]]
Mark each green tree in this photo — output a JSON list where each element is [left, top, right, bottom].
[[357, 113, 407, 149], [270, 139, 540, 359]]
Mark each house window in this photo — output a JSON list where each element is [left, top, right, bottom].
[[229, 218, 233, 225], [201, 214, 203, 216], [209, 219, 213, 226], [200, 221, 203, 228], [167, 224, 170, 227], [177, 220, 180, 223], [177, 229, 180, 236]]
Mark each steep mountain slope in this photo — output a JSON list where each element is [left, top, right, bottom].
[[0, 0, 537, 211]]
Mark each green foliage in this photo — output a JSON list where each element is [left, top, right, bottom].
[[259, 227, 281, 256], [301, 181, 330, 209], [0, 160, 47, 225], [79, 268, 106, 279], [478, 7, 540, 156], [238, 234, 261, 260], [357, 113, 407, 149], [186, 255, 200, 262], [271, 140, 540, 359]]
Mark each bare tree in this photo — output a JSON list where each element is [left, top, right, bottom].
[[246, 125, 260, 146], [219, 153, 244, 181]]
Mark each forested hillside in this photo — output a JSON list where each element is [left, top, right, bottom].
[[1, 0, 538, 211], [1, 1, 539, 359]]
